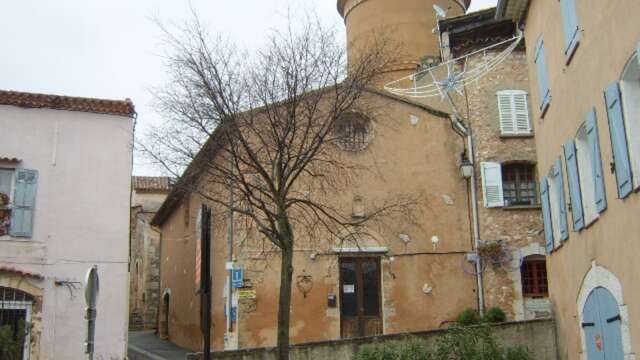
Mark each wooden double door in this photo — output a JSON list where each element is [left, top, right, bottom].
[[339, 257, 382, 338], [582, 286, 624, 359]]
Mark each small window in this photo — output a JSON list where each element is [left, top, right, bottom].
[[0, 169, 14, 237], [334, 113, 371, 152], [0, 168, 38, 238], [547, 159, 569, 247], [575, 125, 598, 224], [502, 163, 537, 206], [521, 256, 548, 297], [620, 49, 640, 190], [497, 90, 531, 135]]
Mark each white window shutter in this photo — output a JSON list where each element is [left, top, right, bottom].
[[481, 162, 504, 208], [513, 93, 531, 133], [498, 90, 530, 135], [498, 93, 514, 134]]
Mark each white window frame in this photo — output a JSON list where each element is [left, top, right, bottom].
[[619, 50, 640, 190], [575, 125, 599, 226], [497, 90, 532, 136], [0, 300, 32, 360]]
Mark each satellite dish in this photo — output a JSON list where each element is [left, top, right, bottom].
[[433, 4, 447, 18]]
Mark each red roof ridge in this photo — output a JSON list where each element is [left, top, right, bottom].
[[0, 89, 135, 117]]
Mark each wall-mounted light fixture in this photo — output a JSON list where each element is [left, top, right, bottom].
[[459, 152, 473, 179]]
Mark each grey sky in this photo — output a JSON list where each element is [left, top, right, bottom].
[[0, 0, 496, 175]]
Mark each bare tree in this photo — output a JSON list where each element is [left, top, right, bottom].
[[141, 14, 413, 359]]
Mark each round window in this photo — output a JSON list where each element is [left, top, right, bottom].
[[334, 113, 372, 152]]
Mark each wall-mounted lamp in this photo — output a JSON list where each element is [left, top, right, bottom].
[[459, 153, 473, 179]]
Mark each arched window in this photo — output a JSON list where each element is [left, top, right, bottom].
[[334, 113, 371, 151], [520, 255, 548, 298]]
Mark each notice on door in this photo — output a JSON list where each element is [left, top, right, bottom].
[[343, 284, 355, 294]]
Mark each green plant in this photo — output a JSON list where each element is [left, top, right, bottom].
[[0, 321, 26, 360], [456, 308, 481, 326], [356, 337, 430, 360], [482, 307, 507, 323], [432, 324, 534, 360], [505, 345, 534, 360]]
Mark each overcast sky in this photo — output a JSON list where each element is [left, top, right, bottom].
[[1, 0, 496, 175]]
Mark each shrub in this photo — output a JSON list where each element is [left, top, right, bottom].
[[0, 321, 26, 360], [482, 307, 507, 323], [456, 308, 480, 326], [505, 345, 534, 360], [356, 337, 430, 360]]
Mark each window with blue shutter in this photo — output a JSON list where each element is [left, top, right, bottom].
[[534, 36, 551, 116], [564, 140, 584, 231], [604, 82, 633, 198], [552, 159, 569, 242], [560, 0, 580, 60], [10, 169, 38, 238], [585, 109, 607, 213], [540, 177, 554, 254]]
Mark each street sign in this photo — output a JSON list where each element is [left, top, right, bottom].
[[238, 289, 256, 299], [231, 268, 244, 288], [84, 265, 99, 360]]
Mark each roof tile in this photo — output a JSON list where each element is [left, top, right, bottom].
[[0, 90, 135, 117]]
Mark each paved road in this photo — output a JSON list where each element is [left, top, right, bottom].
[[128, 330, 190, 360]]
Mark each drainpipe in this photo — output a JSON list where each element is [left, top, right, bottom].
[[466, 129, 485, 317], [447, 98, 485, 317], [227, 179, 234, 335]]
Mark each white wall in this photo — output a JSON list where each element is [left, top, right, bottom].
[[0, 105, 133, 360]]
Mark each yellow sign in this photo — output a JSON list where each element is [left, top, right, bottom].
[[238, 289, 256, 299]]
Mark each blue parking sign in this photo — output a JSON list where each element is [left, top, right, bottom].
[[232, 268, 244, 288]]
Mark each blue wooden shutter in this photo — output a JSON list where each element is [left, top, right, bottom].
[[564, 140, 584, 231], [595, 287, 624, 359], [582, 290, 605, 360], [604, 82, 633, 198], [585, 109, 607, 213], [553, 159, 569, 241], [560, 0, 580, 57], [540, 177, 554, 253], [10, 169, 38, 237], [534, 36, 551, 114]]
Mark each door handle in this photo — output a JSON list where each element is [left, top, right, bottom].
[[607, 314, 621, 323], [581, 322, 595, 327]]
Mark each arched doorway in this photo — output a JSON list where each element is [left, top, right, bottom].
[[160, 291, 170, 339], [582, 287, 624, 359], [578, 263, 634, 358]]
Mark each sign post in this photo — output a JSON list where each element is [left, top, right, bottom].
[[199, 204, 212, 359], [84, 265, 99, 360]]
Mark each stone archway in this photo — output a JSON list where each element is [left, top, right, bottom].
[[577, 262, 634, 359]]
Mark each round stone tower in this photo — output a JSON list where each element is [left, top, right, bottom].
[[337, 0, 469, 81]]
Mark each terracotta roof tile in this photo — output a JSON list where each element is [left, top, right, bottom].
[[0, 266, 44, 280], [0, 90, 135, 117], [133, 176, 173, 192], [0, 157, 21, 163]]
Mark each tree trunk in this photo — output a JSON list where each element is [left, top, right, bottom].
[[277, 243, 294, 360]]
